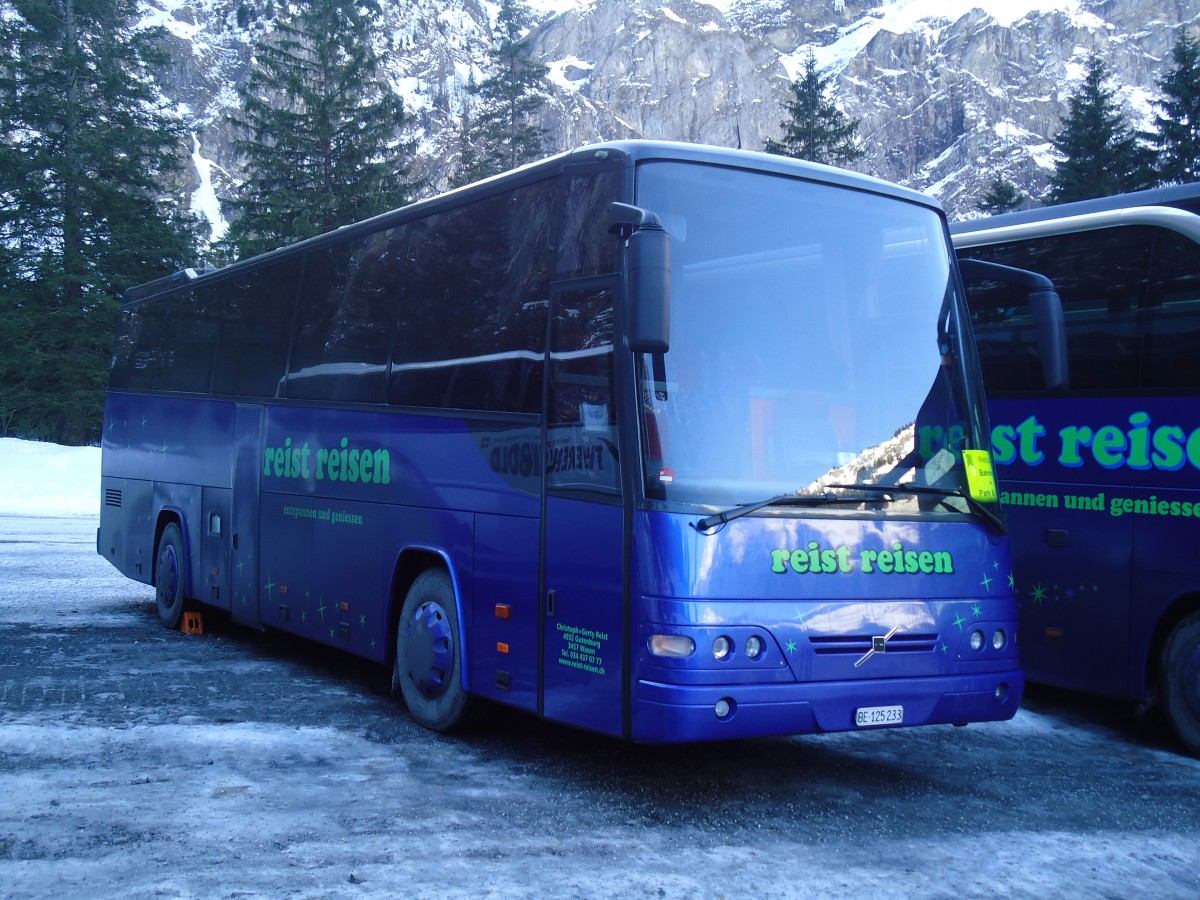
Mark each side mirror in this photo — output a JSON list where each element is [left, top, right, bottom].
[[958, 258, 1068, 391], [609, 202, 671, 353]]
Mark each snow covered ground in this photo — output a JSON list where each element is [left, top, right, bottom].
[[0, 438, 99, 518], [2, 438, 1199, 897]]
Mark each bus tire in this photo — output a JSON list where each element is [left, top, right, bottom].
[[154, 523, 187, 630], [392, 569, 475, 732], [1161, 612, 1200, 757]]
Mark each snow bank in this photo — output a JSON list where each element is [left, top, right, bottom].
[[0, 438, 99, 518]]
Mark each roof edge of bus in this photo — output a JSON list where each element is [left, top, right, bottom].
[[951, 204, 1200, 249], [570, 140, 943, 210], [949, 180, 1200, 235], [124, 140, 942, 302]]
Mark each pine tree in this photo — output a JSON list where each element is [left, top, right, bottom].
[[977, 178, 1024, 215], [452, 0, 550, 186], [224, 0, 415, 259], [0, 0, 196, 445], [764, 52, 863, 168], [1048, 54, 1154, 204], [1151, 30, 1200, 186]]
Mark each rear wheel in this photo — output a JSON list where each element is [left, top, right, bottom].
[[1160, 612, 1200, 757], [154, 523, 187, 630], [392, 569, 476, 732]]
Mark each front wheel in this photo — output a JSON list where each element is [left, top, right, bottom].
[[1160, 612, 1200, 757], [392, 569, 476, 732], [154, 523, 187, 630]]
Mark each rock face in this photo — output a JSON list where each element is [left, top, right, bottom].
[[140, 0, 1200, 235]]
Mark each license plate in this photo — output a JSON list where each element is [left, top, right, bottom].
[[856, 705, 904, 727]]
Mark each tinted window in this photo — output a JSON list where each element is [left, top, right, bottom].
[[962, 226, 1157, 392], [110, 298, 171, 390], [1142, 229, 1200, 389], [212, 258, 301, 397], [558, 171, 619, 279], [286, 238, 398, 403], [547, 283, 619, 494], [156, 283, 224, 393], [390, 179, 557, 412]]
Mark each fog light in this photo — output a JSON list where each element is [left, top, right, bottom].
[[649, 634, 695, 657], [992, 629, 1007, 650], [714, 697, 735, 719], [713, 636, 732, 660], [969, 629, 985, 652], [745, 635, 763, 659], [995, 682, 1009, 702]]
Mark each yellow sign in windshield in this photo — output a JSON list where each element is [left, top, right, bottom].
[[962, 449, 998, 503]]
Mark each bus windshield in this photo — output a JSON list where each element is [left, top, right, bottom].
[[636, 161, 983, 516]]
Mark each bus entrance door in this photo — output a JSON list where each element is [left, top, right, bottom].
[[230, 404, 263, 628], [541, 498, 625, 736], [539, 280, 626, 737]]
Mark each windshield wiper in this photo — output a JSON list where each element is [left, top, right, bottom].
[[821, 483, 1007, 534], [692, 490, 888, 533]]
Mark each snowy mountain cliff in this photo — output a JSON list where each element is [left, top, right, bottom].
[[139, 0, 1200, 236]]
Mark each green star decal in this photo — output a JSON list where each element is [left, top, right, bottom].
[[792, 607, 808, 623], [262, 573, 276, 597], [980, 572, 993, 591], [953, 613, 966, 630], [317, 600, 327, 620], [1031, 583, 1047, 605], [785, 639, 797, 654], [359, 614, 366, 626], [940, 643, 949, 654], [971, 603, 983, 618], [1008, 573, 1016, 590]]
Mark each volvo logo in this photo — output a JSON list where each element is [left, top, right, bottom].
[[854, 625, 900, 668]]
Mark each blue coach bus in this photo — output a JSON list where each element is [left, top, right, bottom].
[[952, 183, 1200, 755], [99, 141, 1025, 743]]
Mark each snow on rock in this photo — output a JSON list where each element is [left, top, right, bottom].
[[131, 0, 1200, 228]]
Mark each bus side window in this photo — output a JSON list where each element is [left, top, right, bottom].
[[965, 227, 1156, 393], [286, 237, 396, 404], [157, 283, 224, 394], [212, 258, 302, 398], [391, 180, 556, 413], [110, 300, 170, 391], [1143, 229, 1200, 388], [547, 284, 619, 494], [557, 171, 619, 280]]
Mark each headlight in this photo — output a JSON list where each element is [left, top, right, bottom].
[[745, 636, 763, 659], [992, 629, 1007, 650], [713, 635, 732, 660], [969, 630, 985, 652]]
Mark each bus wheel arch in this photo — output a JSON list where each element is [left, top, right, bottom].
[[1159, 610, 1200, 757], [153, 517, 188, 630], [389, 558, 477, 732]]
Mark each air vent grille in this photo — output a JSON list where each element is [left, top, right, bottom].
[[809, 633, 938, 654]]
